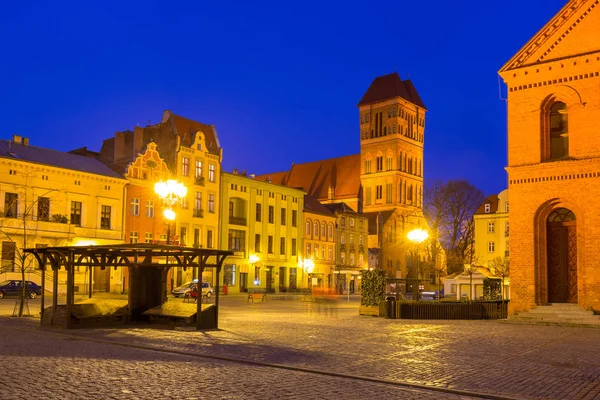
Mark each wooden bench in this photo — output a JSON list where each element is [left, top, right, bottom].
[[247, 290, 268, 303]]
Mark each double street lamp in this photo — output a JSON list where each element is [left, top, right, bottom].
[[154, 180, 187, 245]]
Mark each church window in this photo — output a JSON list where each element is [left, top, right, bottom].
[[407, 185, 413, 204], [361, 115, 364, 124], [393, 125, 396, 134], [548, 102, 568, 160], [376, 156, 383, 171], [365, 159, 372, 173], [388, 109, 391, 118], [376, 185, 383, 200], [386, 156, 393, 170], [386, 183, 393, 203], [383, 126, 387, 135], [365, 187, 372, 205], [393, 108, 397, 117], [365, 114, 369, 123]]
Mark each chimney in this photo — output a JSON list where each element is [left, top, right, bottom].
[[233, 168, 238, 175], [12, 135, 22, 144], [114, 131, 126, 161], [23, 137, 29, 146]]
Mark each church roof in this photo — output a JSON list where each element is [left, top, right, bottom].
[[255, 154, 361, 202], [357, 72, 426, 109], [499, 0, 598, 72], [304, 195, 335, 216]]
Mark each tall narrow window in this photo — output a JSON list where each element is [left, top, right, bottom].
[[268, 205, 274, 223], [208, 164, 216, 182], [291, 238, 297, 256], [207, 230, 213, 248], [549, 102, 568, 159], [255, 234, 261, 252], [195, 160, 203, 178], [4, 193, 18, 218], [280, 237, 286, 255], [268, 235, 274, 253], [131, 198, 140, 216], [292, 210, 297, 227], [70, 201, 82, 226], [256, 203, 262, 222], [181, 157, 190, 176], [146, 201, 155, 218], [37, 197, 50, 221], [281, 208, 286, 225], [101, 205, 111, 229], [208, 194, 215, 213]]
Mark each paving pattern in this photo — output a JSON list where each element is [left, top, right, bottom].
[[1, 296, 600, 399]]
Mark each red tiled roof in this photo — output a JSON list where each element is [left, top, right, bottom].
[[168, 112, 220, 155], [357, 72, 427, 109], [255, 154, 361, 202], [304, 195, 334, 216], [475, 194, 499, 214]]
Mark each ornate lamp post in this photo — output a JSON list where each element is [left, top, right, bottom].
[[154, 180, 187, 245], [407, 228, 429, 301]]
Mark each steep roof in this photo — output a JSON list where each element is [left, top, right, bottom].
[[324, 202, 357, 214], [475, 194, 499, 214], [166, 111, 221, 155], [255, 154, 361, 202], [0, 139, 124, 179], [499, 0, 599, 73], [304, 195, 334, 216], [357, 72, 427, 109]]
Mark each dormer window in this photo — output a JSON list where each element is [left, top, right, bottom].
[[485, 204, 491, 213]]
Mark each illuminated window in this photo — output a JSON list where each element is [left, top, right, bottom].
[[548, 102, 568, 160], [145, 232, 153, 243], [131, 198, 140, 216], [208, 164, 215, 182], [146, 201, 155, 218], [129, 231, 138, 244], [181, 157, 190, 176], [488, 242, 495, 252]]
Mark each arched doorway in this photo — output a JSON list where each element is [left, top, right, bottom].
[[546, 208, 577, 303]]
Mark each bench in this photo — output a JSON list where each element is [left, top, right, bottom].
[[247, 289, 268, 303]]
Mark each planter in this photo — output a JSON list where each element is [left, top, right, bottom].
[[359, 305, 381, 317]]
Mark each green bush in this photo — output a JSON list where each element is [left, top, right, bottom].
[[360, 269, 386, 306], [483, 278, 501, 300]]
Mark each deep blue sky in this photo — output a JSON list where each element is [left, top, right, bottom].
[[1, 0, 567, 196]]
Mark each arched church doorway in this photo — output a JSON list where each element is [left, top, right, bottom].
[[546, 208, 577, 303]]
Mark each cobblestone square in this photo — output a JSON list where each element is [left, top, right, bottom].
[[1, 296, 599, 399]]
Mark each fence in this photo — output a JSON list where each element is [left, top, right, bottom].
[[384, 300, 509, 320]]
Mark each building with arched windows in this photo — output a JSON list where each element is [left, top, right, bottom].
[[499, 0, 600, 313]]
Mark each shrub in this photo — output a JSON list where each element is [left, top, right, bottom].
[[360, 269, 386, 306]]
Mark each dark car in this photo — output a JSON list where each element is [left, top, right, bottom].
[[0, 280, 42, 299]]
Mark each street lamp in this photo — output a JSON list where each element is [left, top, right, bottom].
[[407, 228, 429, 300], [154, 180, 188, 245], [249, 255, 260, 286], [298, 257, 315, 290]]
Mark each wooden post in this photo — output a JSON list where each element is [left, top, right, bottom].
[[40, 264, 45, 324], [196, 255, 206, 330], [88, 266, 93, 299], [66, 264, 73, 329], [52, 266, 58, 326]]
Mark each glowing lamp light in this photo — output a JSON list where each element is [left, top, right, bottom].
[[154, 180, 188, 205], [304, 259, 315, 274], [407, 228, 429, 244], [249, 254, 260, 264], [163, 209, 176, 221]]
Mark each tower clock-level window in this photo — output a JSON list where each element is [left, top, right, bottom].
[[548, 102, 569, 160], [376, 156, 383, 171]]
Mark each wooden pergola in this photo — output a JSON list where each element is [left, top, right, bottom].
[[23, 244, 233, 330]]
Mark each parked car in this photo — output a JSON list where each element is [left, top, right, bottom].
[[171, 280, 214, 298], [0, 280, 42, 299]]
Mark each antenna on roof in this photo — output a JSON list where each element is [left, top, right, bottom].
[[393, 66, 397, 72]]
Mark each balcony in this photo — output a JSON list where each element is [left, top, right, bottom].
[[229, 216, 247, 226], [193, 209, 204, 218]]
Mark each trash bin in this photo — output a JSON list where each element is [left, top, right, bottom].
[[385, 296, 397, 319]]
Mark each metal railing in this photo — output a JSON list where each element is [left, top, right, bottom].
[[383, 300, 509, 320], [229, 216, 247, 226]]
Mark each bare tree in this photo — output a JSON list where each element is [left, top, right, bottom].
[[0, 170, 59, 316], [423, 180, 485, 275], [488, 256, 510, 300], [463, 263, 479, 301]]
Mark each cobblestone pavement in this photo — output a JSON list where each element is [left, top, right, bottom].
[[1, 296, 600, 399]]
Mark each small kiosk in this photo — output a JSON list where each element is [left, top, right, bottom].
[[23, 244, 232, 330]]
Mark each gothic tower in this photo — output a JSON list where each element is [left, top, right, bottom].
[[358, 72, 426, 215]]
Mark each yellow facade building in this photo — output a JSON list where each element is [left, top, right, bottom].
[[302, 195, 336, 290], [473, 189, 509, 266], [219, 171, 305, 294], [499, 0, 600, 313], [100, 110, 223, 289], [0, 135, 128, 294]]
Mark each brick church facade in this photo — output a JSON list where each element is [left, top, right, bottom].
[[499, 0, 600, 313]]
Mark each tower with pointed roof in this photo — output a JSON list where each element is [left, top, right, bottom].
[[499, 0, 600, 314], [358, 72, 426, 215], [357, 72, 429, 279]]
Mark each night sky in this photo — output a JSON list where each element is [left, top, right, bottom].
[[1, 0, 567, 196]]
